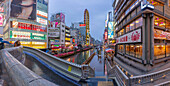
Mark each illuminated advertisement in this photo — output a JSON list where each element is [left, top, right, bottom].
[[48, 28, 60, 32], [108, 22, 114, 39], [0, 13, 3, 26], [105, 20, 108, 27], [54, 13, 65, 23], [10, 31, 46, 40], [37, 10, 47, 18], [48, 32, 60, 37], [154, 29, 170, 40], [79, 24, 86, 27], [10, 31, 31, 39], [32, 33, 46, 40], [11, 21, 46, 32], [37, 0, 48, 6], [10, 0, 36, 21], [116, 29, 142, 44], [60, 13, 65, 23], [105, 31, 107, 40], [0, 7, 4, 12], [37, 17, 47, 25]]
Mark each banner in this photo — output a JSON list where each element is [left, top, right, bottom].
[[116, 29, 141, 44], [48, 32, 60, 37]]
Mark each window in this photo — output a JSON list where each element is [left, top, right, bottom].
[[130, 22, 135, 30], [166, 20, 170, 29], [118, 29, 124, 37], [118, 45, 124, 53], [135, 17, 143, 28], [131, 10, 136, 17], [126, 25, 130, 33], [135, 45, 142, 59], [130, 45, 135, 56], [126, 45, 130, 54], [154, 16, 166, 28], [166, 45, 170, 57], [149, 0, 164, 6], [154, 45, 166, 59]]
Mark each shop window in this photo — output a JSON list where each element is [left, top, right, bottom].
[[130, 22, 135, 30], [135, 45, 142, 59], [135, 17, 143, 28], [154, 16, 166, 28], [148, 0, 164, 6], [154, 45, 165, 59], [166, 20, 170, 29], [166, 45, 170, 57], [130, 45, 135, 56], [126, 45, 130, 54], [118, 45, 124, 53], [126, 25, 130, 33]]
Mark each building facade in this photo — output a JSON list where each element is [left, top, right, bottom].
[[113, 0, 170, 77], [3, 0, 48, 49], [65, 26, 71, 47]]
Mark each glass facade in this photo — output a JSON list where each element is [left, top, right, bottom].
[[130, 22, 135, 30], [166, 20, 170, 29], [166, 45, 170, 57], [135, 45, 142, 58], [154, 45, 166, 59], [154, 16, 166, 28], [126, 25, 130, 33], [148, 0, 164, 6], [135, 17, 143, 28]]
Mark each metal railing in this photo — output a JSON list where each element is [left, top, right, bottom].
[[0, 46, 57, 86], [106, 58, 170, 86], [23, 46, 95, 81]]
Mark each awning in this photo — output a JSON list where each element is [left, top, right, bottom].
[[105, 48, 114, 53]]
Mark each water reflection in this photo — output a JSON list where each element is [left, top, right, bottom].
[[64, 49, 94, 65]]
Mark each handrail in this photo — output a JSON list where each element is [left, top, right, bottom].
[[154, 81, 170, 86], [130, 68, 170, 79], [0, 46, 57, 86]]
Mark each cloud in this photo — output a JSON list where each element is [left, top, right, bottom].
[[49, 0, 113, 40]]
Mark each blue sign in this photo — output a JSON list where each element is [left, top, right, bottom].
[[108, 22, 114, 39], [37, 0, 48, 6]]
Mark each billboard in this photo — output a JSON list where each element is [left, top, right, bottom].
[[54, 13, 65, 23], [48, 32, 60, 37], [0, 13, 3, 26], [10, 0, 37, 21], [108, 22, 114, 39]]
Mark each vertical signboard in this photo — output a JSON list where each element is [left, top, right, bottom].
[[108, 22, 114, 39]]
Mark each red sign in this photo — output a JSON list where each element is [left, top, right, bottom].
[[117, 29, 141, 44], [12, 21, 46, 32], [79, 24, 86, 27], [105, 31, 108, 40]]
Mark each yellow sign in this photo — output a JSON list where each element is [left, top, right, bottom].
[[68, 66, 72, 72]]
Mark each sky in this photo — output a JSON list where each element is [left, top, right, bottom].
[[49, 0, 113, 41]]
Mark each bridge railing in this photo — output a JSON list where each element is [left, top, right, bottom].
[[106, 57, 170, 86], [0, 46, 57, 86], [129, 68, 170, 85], [23, 46, 95, 81], [106, 58, 129, 86]]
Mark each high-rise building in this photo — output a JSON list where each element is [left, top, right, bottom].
[[2, 0, 48, 49], [113, 0, 170, 83], [48, 13, 66, 48]]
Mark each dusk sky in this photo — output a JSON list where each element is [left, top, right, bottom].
[[49, 0, 113, 41]]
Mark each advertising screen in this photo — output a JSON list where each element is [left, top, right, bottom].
[[10, 0, 37, 21], [10, 31, 31, 39], [37, 17, 47, 25], [37, 10, 47, 18], [108, 22, 114, 39], [32, 33, 46, 40], [0, 13, 3, 26]]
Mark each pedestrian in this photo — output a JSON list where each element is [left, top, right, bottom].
[[14, 40, 21, 47]]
